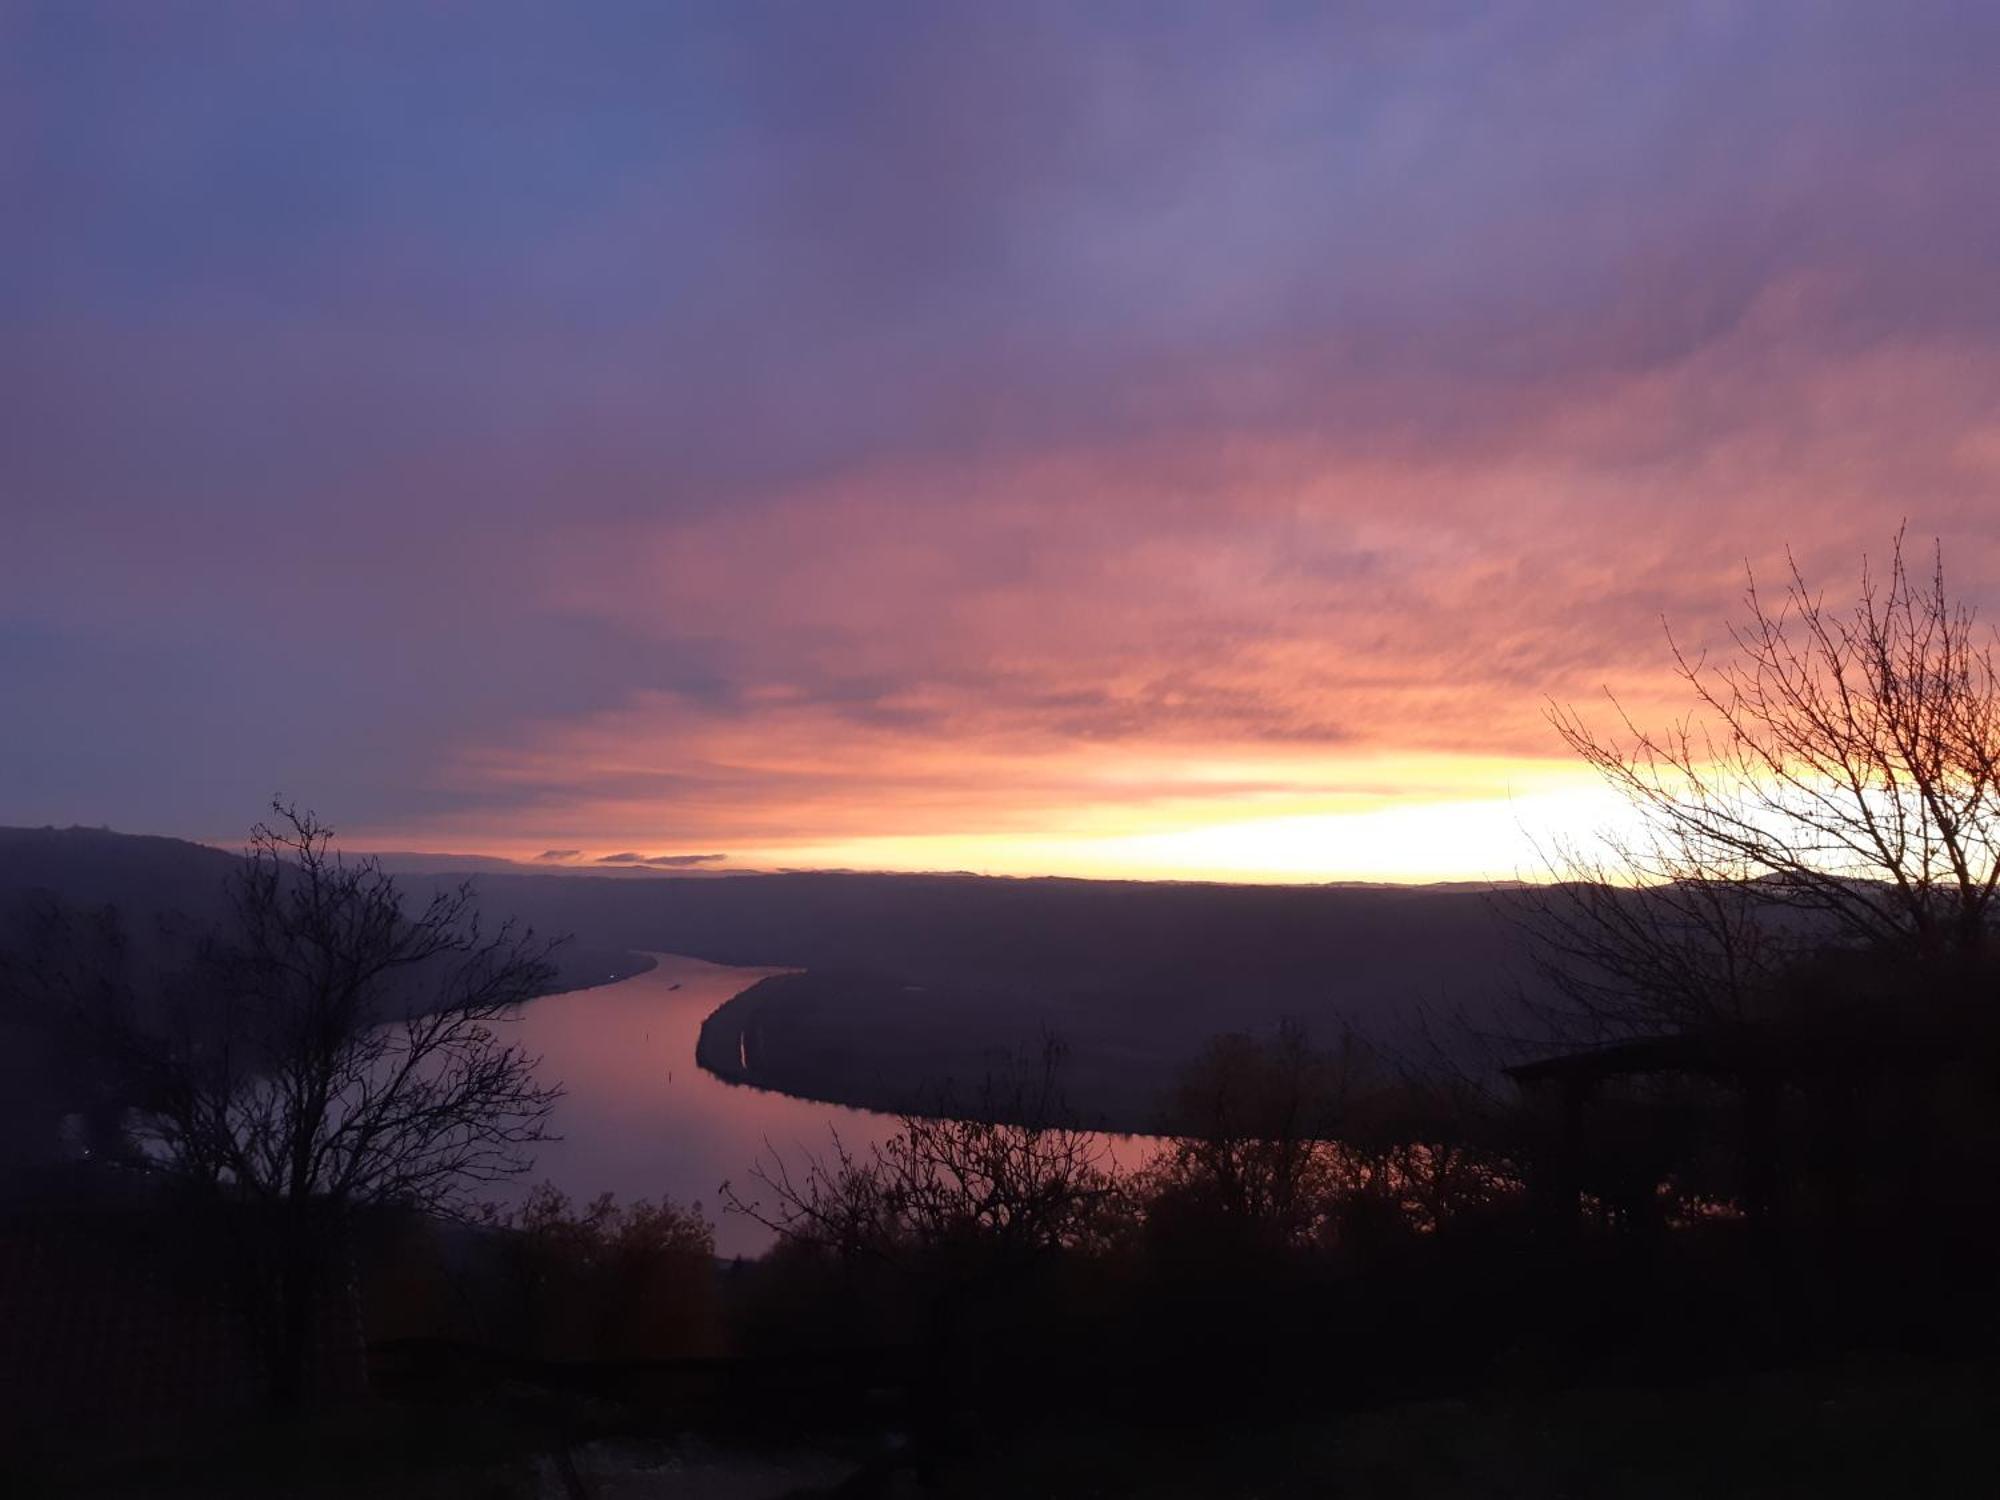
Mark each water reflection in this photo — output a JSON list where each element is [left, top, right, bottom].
[[502, 953, 1156, 1258]]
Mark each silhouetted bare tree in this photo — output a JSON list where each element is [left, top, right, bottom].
[[723, 1040, 1117, 1268], [485, 1184, 719, 1360], [722, 1041, 1117, 1471], [1533, 532, 2000, 1040], [1145, 1024, 1521, 1260], [1141, 1021, 1351, 1252], [55, 804, 564, 1403]]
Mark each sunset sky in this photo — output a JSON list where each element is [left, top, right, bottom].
[[9, 3, 2000, 882]]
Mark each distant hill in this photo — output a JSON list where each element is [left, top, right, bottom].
[[425, 868, 1549, 1129], [0, 826, 650, 993], [0, 826, 654, 1176], [362, 850, 739, 878], [0, 825, 243, 921], [0, 826, 1551, 1136]]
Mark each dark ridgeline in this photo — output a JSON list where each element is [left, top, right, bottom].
[[414, 868, 1543, 1129], [1, 821, 1550, 1140]]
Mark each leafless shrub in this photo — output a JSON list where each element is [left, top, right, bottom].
[[484, 1183, 719, 1360], [1530, 531, 2000, 1042], [722, 1037, 1119, 1271]]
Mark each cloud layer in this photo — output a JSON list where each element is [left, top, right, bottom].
[[9, 3, 2000, 877]]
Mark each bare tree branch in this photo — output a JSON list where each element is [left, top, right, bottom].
[[1528, 531, 2000, 1043]]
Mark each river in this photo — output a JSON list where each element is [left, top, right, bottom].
[[501, 952, 1159, 1259], [492, 954, 893, 1257]]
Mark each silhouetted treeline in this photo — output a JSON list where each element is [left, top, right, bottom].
[[339, 1008, 2000, 1485]]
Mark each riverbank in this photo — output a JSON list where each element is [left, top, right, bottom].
[[497, 955, 904, 1258], [542, 944, 657, 997], [691, 971, 783, 1087], [693, 969, 1076, 1121], [693, 968, 1175, 1132]]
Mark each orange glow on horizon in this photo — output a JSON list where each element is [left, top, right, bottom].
[[344, 753, 1645, 885]]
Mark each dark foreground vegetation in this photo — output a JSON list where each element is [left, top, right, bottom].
[[6, 537, 2000, 1495]]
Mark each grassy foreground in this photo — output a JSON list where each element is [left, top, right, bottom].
[[12, 1356, 1995, 1498], [950, 1358, 1997, 1498]]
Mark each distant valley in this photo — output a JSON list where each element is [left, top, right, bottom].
[[2, 826, 1545, 1136]]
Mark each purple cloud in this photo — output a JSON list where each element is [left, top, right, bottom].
[[8, 3, 2000, 873]]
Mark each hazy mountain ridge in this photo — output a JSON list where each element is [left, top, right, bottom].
[[0, 828, 657, 1174], [384, 861, 1552, 1125], [0, 826, 1548, 1133], [0, 826, 651, 993]]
